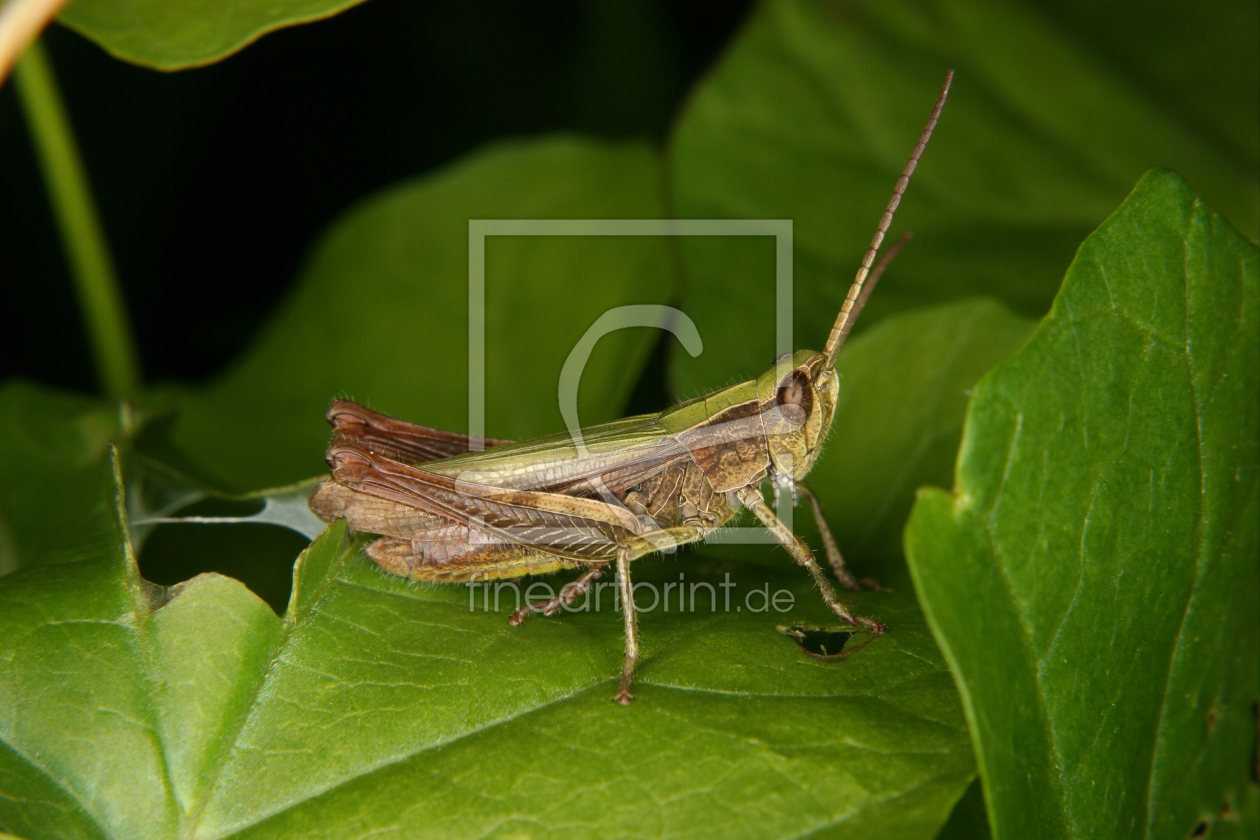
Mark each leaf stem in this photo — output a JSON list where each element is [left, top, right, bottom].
[[14, 38, 140, 399]]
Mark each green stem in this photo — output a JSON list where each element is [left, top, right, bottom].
[[14, 38, 140, 400]]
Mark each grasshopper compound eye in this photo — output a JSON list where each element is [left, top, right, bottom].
[[776, 369, 812, 425]]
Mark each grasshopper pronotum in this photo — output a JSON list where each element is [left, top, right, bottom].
[[310, 71, 953, 704]]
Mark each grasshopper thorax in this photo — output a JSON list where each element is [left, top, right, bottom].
[[755, 349, 839, 482]]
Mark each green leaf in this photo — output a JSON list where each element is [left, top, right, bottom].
[[57, 0, 370, 70], [0, 460, 975, 838], [0, 449, 174, 840], [166, 136, 677, 491], [905, 170, 1259, 839], [151, 573, 282, 816], [668, 0, 1259, 397], [0, 381, 120, 574], [4, 130, 982, 833]]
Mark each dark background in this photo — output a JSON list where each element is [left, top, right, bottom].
[[0, 0, 750, 395]]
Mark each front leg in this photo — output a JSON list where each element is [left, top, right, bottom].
[[737, 486, 886, 635], [796, 482, 880, 592]]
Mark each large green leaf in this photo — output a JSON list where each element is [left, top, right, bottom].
[[905, 171, 1259, 839], [166, 136, 677, 492], [0, 301, 1004, 840], [667, 0, 1259, 397], [0, 455, 975, 839], [57, 0, 369, 70], [0, 179, 1013, 839], [3, 127, 984, 834]]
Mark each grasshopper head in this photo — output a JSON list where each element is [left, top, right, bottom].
[[756, 349, 839, 481], [753, 70, 951, 484]]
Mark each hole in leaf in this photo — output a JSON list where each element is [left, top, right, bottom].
[[777, 625, 864, 662], [138, 521, 305, 613], [1188, 819, 1210, 838], [170, 496, 267, 518]]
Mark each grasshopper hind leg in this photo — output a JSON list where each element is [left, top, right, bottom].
[[508, 565, 605, 626]]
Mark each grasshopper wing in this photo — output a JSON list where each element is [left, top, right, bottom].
[[421, 414, 693, 499], [327, 400, 513, 464], [320, 444, 648, 564]]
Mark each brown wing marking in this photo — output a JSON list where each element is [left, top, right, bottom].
[[327, 400, 512, 464], [310, 480, 441, 535], [326, 444, 645, 563], [311, 478, 586, 581]]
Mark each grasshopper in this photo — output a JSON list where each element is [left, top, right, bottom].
[[310, 71, 953, 704]]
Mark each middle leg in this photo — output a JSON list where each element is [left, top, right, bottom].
[[509, 565, 605, 626]]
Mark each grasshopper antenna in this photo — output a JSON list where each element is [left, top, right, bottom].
[[822, 70, 953, 375], [855, 229, 912, 318]]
